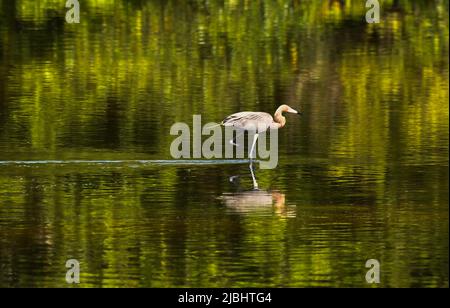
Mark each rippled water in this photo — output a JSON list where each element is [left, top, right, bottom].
[[0, 1, 448, 287]]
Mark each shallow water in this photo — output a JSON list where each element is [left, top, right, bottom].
[[0, 0, 448, 287]]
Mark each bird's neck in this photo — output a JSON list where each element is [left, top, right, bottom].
[[274, 110, 286, 128]]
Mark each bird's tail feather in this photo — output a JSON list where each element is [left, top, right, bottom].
[[204, 123, 222, 129]]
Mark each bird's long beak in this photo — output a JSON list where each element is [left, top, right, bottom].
[[287, 106, 301, 115], [291, 109, 302, 116]]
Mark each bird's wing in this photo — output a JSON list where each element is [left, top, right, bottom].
[[222, 112, 273, 131]]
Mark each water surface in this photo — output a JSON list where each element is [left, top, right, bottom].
[[0, 0, 448, 287]]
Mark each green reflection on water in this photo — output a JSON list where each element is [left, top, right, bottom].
[[0, 0, 448, 287]]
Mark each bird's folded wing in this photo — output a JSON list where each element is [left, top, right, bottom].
[[222, 112, 273, 131]]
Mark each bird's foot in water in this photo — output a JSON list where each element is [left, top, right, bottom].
[[229, 175, 240, 184]]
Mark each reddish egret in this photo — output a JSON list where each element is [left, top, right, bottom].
[[221, 104, 301, 159]]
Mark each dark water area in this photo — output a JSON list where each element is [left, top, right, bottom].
[[0, 0, 448, 287]]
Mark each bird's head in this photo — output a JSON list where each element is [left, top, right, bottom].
[[277, 104, 302, 116]]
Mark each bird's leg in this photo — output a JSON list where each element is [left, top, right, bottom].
[[229, 131, 244, 147], [249, 160, 259, 190], [249, 133, 259, 160], [249, 133, 259, 190]]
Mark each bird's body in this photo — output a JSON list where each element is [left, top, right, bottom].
[[221, 104, 299, 132], [222, 112, 276, 132], [221, 104, 300, 165]]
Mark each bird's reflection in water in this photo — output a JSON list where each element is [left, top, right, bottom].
[[220, 190, 295, 218], [221, 166, 295, 217], [220, 162, 296, 217]]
